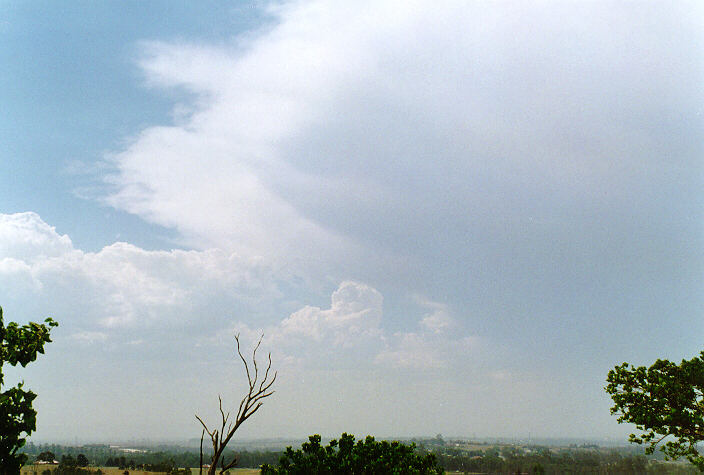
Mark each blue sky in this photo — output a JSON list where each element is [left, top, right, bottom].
[[1, 1, 270, 251], [1, 0, 703, 443]]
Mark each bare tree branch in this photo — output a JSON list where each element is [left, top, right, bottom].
[[195, 333, 276, 475]]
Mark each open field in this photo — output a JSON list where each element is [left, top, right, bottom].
[[21, 469, 465, 475], [21, 467, 260, 475], [21, 468, 468, 475], [20, 469, 467, 475]]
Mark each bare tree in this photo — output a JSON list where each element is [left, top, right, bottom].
[[196, 334, 276, 475]]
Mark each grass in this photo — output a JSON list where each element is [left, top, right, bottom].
[[21, 466, 259, 475]]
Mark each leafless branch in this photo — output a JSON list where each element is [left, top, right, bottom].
[[195, 333, 276, 475]]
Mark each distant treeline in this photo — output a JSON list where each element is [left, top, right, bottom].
[[21, 443, 279, 469], [411, 437, 699, 474], [22, 442, 698, 473], [431, 449, 698, 474]]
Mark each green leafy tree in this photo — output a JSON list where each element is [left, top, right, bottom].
[[60, 454, 77, 469], [37, 450, 56, 462], [76, 453, 89, 467], [605, 351, 704, 470], [0, 306, 58, 472], [260, 433, 444, 474]]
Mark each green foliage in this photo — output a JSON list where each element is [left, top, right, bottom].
[[0, 306, 57, 472], [76, 453, 89, 467], [260, 433, 444, 474], [22, 442, 281, 469], [435, 447, 660, 474], [60, 454, 77, 468], [606, 352, 704, 470], [37, 451, 57, 462], [20, 441, 701, 474]]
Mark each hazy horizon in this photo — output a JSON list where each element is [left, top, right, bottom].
[[2, 0, 702, 443], [25, 434, 635, 448]]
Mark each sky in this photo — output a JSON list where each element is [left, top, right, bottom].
[[1, 0, 703, 443]]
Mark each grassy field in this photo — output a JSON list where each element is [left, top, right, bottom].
[[20, 469, 461, 475], [21, 467, 259, 475]]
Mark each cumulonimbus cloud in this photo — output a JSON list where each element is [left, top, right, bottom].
[[103, 0, 703, 306], [10, 0, 702, 440]]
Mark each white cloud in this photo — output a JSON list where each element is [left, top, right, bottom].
[[0, 257, 42, 292], [375, 332, 444, 370], [71, 331, 109, 344], [231, 281, 386, 368], [0, 212, 277, 332], [0, 212, 480, 374], [278, 280, 382, 346], [375, 333, 481, 370], [101, 1, 703, 308], [0, 212, 74, 262], [234, 281, 479, 371], [416, 298, 454, 334]]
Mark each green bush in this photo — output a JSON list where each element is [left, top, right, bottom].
[[261, 433, 443, 474]]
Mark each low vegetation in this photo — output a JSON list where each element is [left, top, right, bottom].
[[18, 439, 703, 474], [260, 433, 443, 474]]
